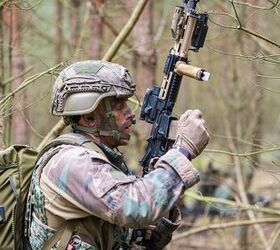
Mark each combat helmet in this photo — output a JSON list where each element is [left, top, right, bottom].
[[51, 60, 135, 116], [51, 60, 136, 144]]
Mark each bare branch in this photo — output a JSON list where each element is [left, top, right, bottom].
[[103, 0, 148, 61], [268, 224, 280, 249], [3, 66, 33, 85], [209, 6, 280, 49], [13, 0, 45, 10], [0, 62, 64, 109], [185, 192, 280, 216], [205, 146, 280, 157], [172, 217, 280, 241], [232, 0, 280, 10]]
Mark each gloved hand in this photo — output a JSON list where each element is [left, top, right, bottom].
[[173, 109, 209, 159]]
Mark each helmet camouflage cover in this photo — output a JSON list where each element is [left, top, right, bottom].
[[51, 60, 136, 116]]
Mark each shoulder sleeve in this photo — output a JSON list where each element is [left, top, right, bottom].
[[41, 146, 197, 229]]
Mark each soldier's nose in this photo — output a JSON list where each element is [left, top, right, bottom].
[[131, 117, 136, 125]]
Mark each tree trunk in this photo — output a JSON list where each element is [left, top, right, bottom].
[[130, 0, 156, 101], [4, 2, 12, 146], [126, 0, 156, 144], [0, 4, 3, 97], [55, 0, 63, 64], [69, 0, 81, 52], [124, 0, 156, 166], [89, 0, 104, 59], [243, 0, 263, 189], [0, 3, 5, 149], [11, 3, 28, 144], [231, 2, 267, 248]]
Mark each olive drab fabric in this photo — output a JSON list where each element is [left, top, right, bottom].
[[0, 145, 38, 250], [51, 60, 136, 116]]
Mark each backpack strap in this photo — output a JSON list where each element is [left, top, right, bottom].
[[42, 220, 78, 250], [37, 132, 105, 159]]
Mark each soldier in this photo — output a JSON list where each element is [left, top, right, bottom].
[[25, 60, 209, 249]]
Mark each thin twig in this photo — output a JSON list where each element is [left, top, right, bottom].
[[268, 224, 280, 249], [185, 192, 280, 216], [3, 66, 33, 85], [205, 146, 280, 157], [172, 217, 280, 241], [0, 62, 64, 107], [232, 0, 280, 10], [103, 0, 149, 61]]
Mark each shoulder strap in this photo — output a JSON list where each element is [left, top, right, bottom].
[[42, 220, 78, 250], [38, 132, 106, 159], [49, 132, 92, 146]]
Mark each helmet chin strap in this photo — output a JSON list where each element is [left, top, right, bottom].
[[71, 98, 130, 146]]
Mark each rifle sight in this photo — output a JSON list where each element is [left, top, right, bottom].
[[171, 3, 208, 51], [184, 0, 200, 10]]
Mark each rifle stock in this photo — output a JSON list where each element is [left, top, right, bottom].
[[140, 0, 210, 175]]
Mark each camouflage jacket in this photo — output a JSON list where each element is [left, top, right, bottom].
[[26, 133, 199, 249]]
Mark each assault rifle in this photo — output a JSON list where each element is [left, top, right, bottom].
[[140, 0, 210, 175]]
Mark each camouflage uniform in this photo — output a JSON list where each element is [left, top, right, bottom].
[[26, 61, 201, 249], [26, 133, 199, 249]]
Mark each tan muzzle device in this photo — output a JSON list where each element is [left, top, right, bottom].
[[175, 61, 210, 81]]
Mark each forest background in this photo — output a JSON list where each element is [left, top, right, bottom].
[[1, 0, 280, 249]]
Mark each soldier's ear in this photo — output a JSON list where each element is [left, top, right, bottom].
[[79, 114, 96, 127], [86, 116, 96, 127]]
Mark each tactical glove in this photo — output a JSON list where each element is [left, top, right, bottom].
[[173, 109, 209, 159]]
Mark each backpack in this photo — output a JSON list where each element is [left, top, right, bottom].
[[0, 133, 103, 250], [0, 145, 38, 250]]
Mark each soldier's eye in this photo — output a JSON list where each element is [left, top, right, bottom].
[[113, 99, 128, 111], [114, 103, 123, 111]]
